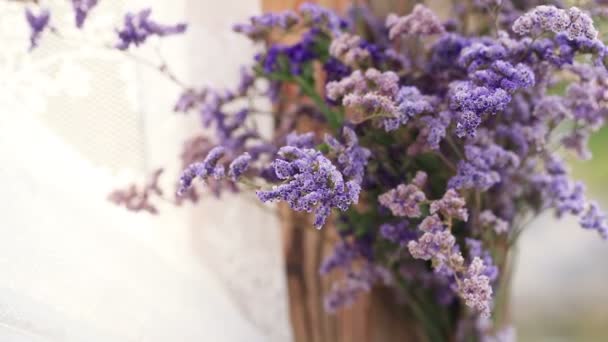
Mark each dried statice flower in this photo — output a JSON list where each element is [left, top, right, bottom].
[[407, 112, 451, 155], [579, 201, 608, 238], [382, 87, 436, 131], [25, 7, 50, 50], [325, 127, 371, 184], [513, 6, 598, 41], [533, 155, 587, 217], [449, 144, 520, 190], [408, 214, 456, 261], [324, 264, 391, 312], [385, 4, 445, 40], [449, 82, 511, 137], [72, 0, 98, 28], [479, 210, 509, 234], [177, 146, 226, 195], [299, 2, 347, 34], [458, 257, 493, 317], [258, 28, 320, 75], [379, 220, 413, 245], [327, 68, 404, 124], [228, 152, 252, 182], [256, 146, 361, 228], [286, 131, 315, 148], [115, 9, 187, 50], [324, 279, 364, 312], [233, 11, 298, 41], [329, 33, 370, 68], [109, 169, 164, 214], [320, 241, 360, 275], [430, 189, 469, 222], [465, 238, 498, 282], [378, 174, 427, 218]]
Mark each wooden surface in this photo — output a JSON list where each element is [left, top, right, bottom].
[[261, 1, 421, 341]]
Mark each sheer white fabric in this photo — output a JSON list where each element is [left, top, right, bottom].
[[0, 1, 291, 341]]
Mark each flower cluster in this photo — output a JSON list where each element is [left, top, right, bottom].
[[115, 9, 187, 50], [512, 5, 598, 40], [25, 7, 50, 50], [385, 4, 445, 39], [72, 0, 98, 28], [256, 146, 361, 228], [28, 1, 608, 340]]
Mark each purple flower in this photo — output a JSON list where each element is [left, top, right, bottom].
[[385, 4, 445, 40], [479, 210, 509, 234], [233, 11, 298, 41], [329, 33, 370, 67], [378, 173, 427, 218], [580, 202, 608, 239], [465, 238, 498, 282], [72, 0, 98, 28], [299, 2, 347, 34], [256, 146, 361, 229], [449, 81, 512, 137], [320, 241, 359, 275], [458, 257, 493, 317], [382, 87, 436, 131], [115, 9, 187, 50], [449, 144, 520, 190], [286, 132, 315, 148], [25, 7, 50, 50], [325, 127, 371, 184], [324, 264, 390, 313], [228, 153, 252, 182], [177, 146, 226, 195], [379, 221, 414, 245], [407, 215, 458, 268], [259, 28, 319, 75], [407, 112, 451, 155], [513, 6, 598, 40], [430, 189, 469, 222]]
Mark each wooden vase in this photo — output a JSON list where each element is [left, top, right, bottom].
[[260, 0, 425, 341]]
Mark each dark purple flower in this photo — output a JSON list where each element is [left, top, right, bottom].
[[115, 9, 187, 50]]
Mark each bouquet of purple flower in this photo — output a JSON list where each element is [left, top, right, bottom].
[[23, 0, 608, 340]]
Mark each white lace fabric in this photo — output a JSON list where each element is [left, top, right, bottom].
[[0, 1, 291, 341]]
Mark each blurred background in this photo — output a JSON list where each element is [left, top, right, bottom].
[[0, 0, 607, 341]]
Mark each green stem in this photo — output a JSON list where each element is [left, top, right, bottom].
[[293, 77, 343, 131], [398, 279, 446, 342]]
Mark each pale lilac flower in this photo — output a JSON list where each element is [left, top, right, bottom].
[[329, 33, 370, 67], [458, 257, 493, 317], [386, 4, 445, 40], [513, 6, 598, 40], [378, 175, 427, 218], [430, 189, 469, 222], [479, 210, 509, 234]]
